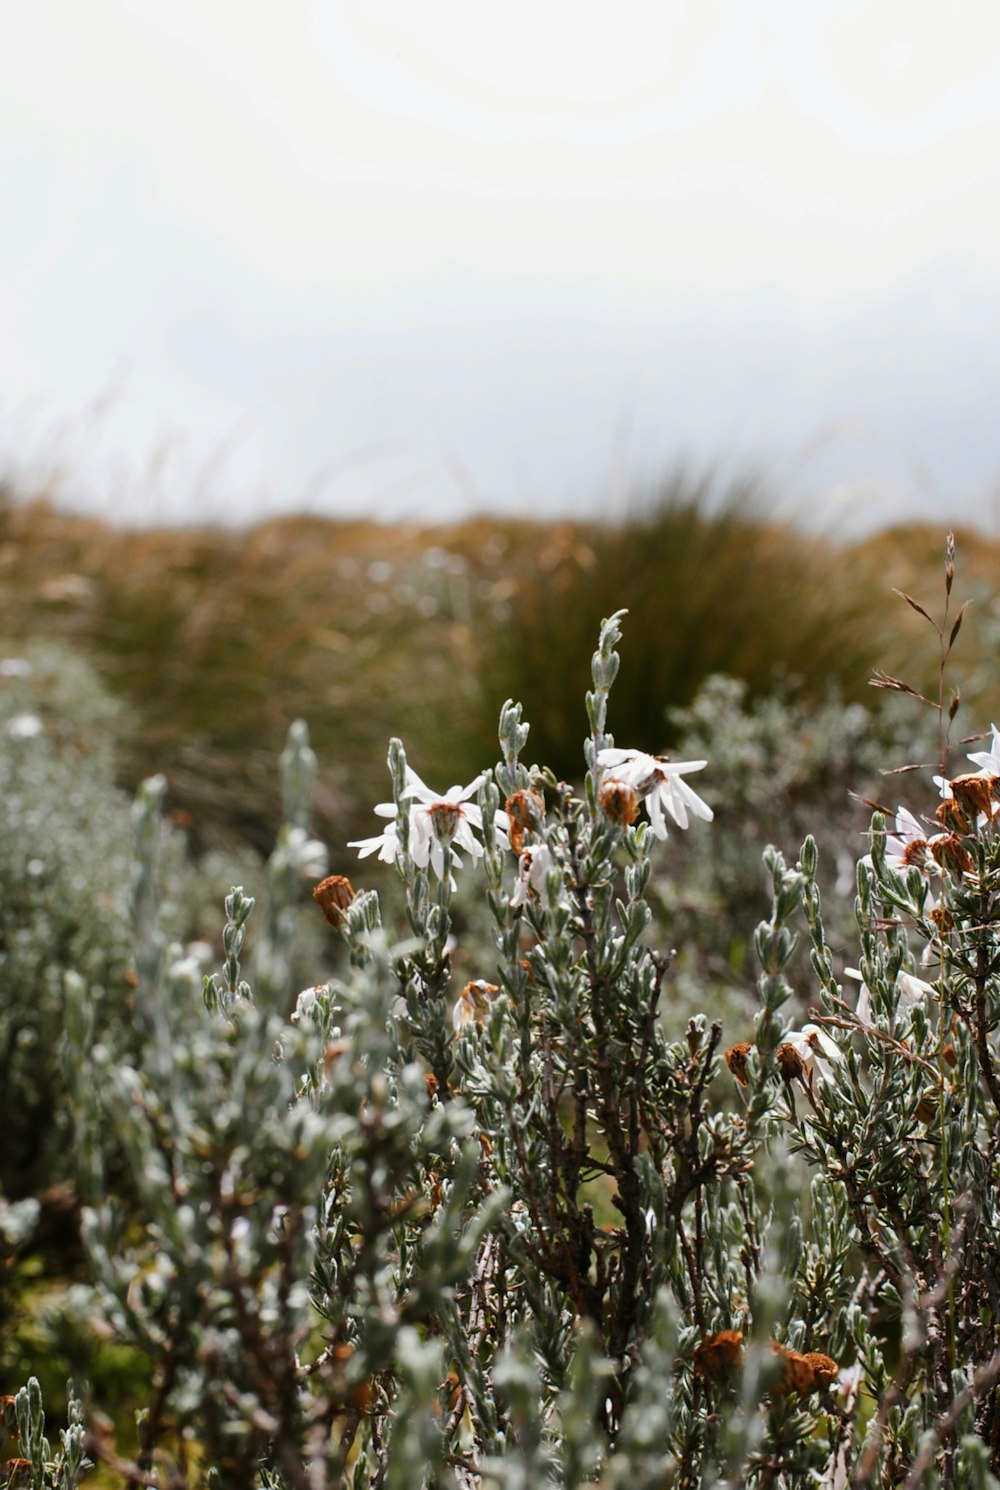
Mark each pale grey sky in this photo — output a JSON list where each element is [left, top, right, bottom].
[[4, 1, 1000, 530]]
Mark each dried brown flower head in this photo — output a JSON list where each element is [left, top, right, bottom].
[[802, 1351, 839, 1389], [769, 1342, 839, 1395], [441, 1371, 463, 1415], [949, 773, 998, 822], [775, 1042, 806, 1082], [504, 790, 544, 853], [312, 874, 356, 928], [934, 798, 970, 835], [929, 903, 954, 934], [930, 833, 974, 877], [693, 1329, 744, 1380], [597, 778, 639, 828], [724, 1042, 752, 1086]]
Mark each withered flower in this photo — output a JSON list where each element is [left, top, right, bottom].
[[724, 1042, 752, 1087], [694, 1329, 744, 1380], [441, 1370, 463, 1414], [312, 874, 356, 928], [934, 798, 970, 835], [775, 1042, 806, 1082], [597, 778, 639, 828], [504, 790, 544, 853], [929, 833, 974, 878], [453, 979, 500, 1034], [902, 837, 931, 869], [929, 903, 954, 934], [802, 1351, 839, 1389], [768, 1342, 839, 1394], [949, 772, 999, 822]]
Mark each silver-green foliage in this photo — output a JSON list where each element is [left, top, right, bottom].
[[0, 647, 321, 1204], [17, 615, 1000, 1488]]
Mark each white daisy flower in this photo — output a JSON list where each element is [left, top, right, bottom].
[[349, 767, 489, 882], [403, 768, 488, 881], [596, 747, 712, 838], [885, 806, 928, 868], [348, 802, 402, 865]]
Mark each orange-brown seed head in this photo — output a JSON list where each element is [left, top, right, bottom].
[[769, 1343, 811, 1395], [768, 1342, 839, 1395], [802, 1352, 839, 1390]]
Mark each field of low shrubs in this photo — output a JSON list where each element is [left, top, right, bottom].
[[5, 481, 1000, 1487]]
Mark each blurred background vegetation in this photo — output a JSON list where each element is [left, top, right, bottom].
[[2, 472, 995, 858]]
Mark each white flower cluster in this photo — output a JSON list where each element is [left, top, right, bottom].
[[349, 743, 715, 895]]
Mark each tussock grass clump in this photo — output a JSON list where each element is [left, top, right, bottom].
[[483, 475, 912, 781], [0, 480, 985, 859]]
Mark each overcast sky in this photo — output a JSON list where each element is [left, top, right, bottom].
[[4, 1, 1000, 531]]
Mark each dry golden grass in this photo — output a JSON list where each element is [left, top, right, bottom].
[[1, 483, 992, 856]]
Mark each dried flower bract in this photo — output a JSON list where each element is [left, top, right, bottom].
[[312, 874, 356, 927]]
